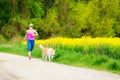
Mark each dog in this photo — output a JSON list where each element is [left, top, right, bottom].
[[39, 44, 55, 61]]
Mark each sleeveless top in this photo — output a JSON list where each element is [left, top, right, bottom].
[[27, 30, 35, 40]]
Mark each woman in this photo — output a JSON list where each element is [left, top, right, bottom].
[[24, 23, 38, 60]]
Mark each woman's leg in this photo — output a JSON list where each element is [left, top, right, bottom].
[[27, 40, 32, 60], [31, 40, 35, 51], [29, 40, 34, 60]]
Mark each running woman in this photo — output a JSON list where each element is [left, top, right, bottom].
[[24, 23, 38, 60]]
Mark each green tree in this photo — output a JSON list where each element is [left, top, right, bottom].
[[0, 0, 120, 40]]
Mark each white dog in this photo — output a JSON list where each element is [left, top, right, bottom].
[[39, 44, 55, 61]]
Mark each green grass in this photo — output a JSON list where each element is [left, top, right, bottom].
[[0, 42, 120, 74], [53, 45, 120, 74], [0, 42, 41, 58]]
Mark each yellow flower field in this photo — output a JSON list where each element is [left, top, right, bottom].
[[22, 37, 120, 47]]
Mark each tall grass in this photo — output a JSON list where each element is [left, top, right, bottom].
[[0, 37, 120, 74]]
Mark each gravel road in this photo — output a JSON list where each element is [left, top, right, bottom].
[[0, 52, 120, 80]]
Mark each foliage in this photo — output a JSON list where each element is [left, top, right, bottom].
[[0, 0, 44, 39], [108, 60, 120, 71], [0, 34, 6, 43], [0, 0, 120, 39]]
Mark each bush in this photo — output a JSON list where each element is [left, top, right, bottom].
[[0, 34, 6, 43], [92, 56, 108, 65], [108, 60, 120, 70]]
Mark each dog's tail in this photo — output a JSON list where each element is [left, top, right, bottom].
[[39, 44, 44, 49]]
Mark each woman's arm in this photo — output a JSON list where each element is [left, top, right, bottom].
[[34, 30, 38, 36]]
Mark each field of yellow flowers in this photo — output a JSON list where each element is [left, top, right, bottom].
[[23, 37, 120, 60], [35, 37, 120, 47]]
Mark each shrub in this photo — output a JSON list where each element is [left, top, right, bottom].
[[108, 60, 120, 70], [92, 56, 108, 65], [0, 34, 6, 43]]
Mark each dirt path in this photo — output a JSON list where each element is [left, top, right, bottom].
[[0, 52, 120, 80]]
